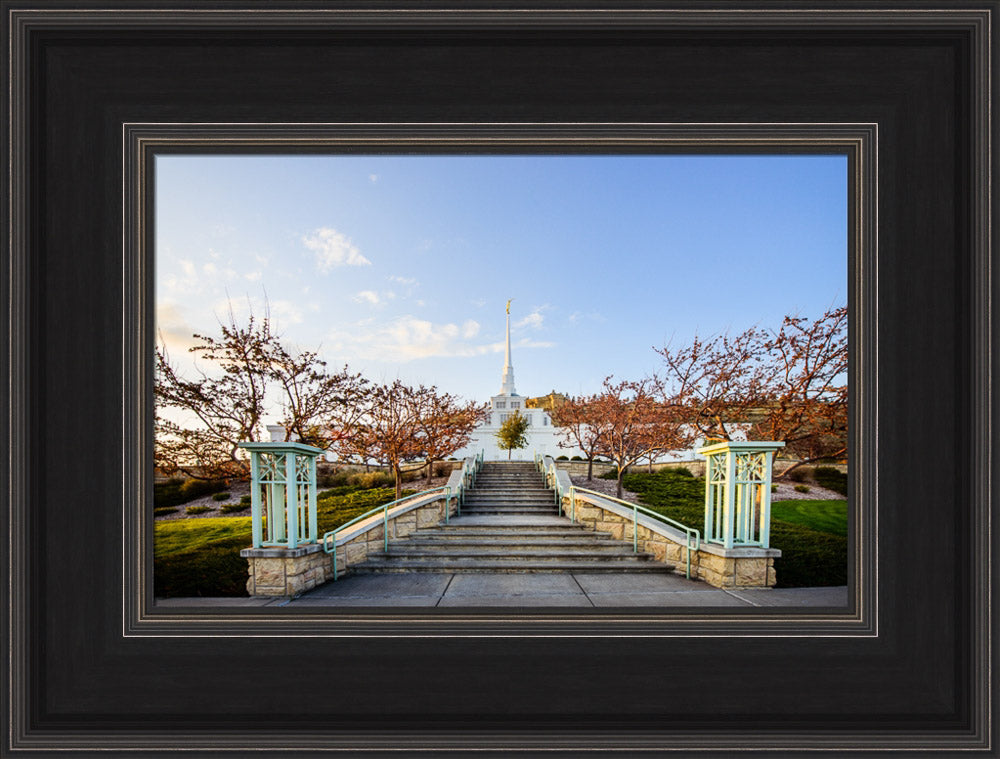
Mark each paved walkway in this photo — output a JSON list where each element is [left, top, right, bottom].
[[157, 575, 847, 608]]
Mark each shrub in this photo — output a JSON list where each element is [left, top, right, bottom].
[[794, 484, 811, 493], [771, 484, 778, 493], [179, 478, 227, 501], [240, 494, 252, 506], [571, 456, 583, 461], [185, 505, 212, 515], [153, 477, 187, 508], [220, 503, 248, 514], [318, 470, 351, 488], [434, 462, 452, 477], [667, 466, 693, 478], [814, 466, 848, 496], [786, 467, 810, 483], [347, 471, 395, 489], [211, 492, 231, 501], [556, 455, 569, 461], [154, 507, 178, 516]]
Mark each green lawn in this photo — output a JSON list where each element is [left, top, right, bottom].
[[154, 486, 416, 598], [155, 517, 251, 558], [771, 499, 848, 537], [618, 470, 848, 588]]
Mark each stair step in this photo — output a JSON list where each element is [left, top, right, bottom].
[[404, 537, 617, 547], [387, 546, 639, 558], [461, 507, 557, 512], [413, 528, 610, 538], [352, 560, 671, 574]]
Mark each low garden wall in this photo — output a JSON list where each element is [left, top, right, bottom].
[[240, 486, 458, 597], [550, 460, 706, 477], [550, 469, 779, 588]]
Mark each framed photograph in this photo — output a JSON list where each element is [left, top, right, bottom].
[[4, 3, 993, 756]]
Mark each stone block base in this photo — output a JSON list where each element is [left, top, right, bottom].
[[240, 544, 333, 598], [562, 494, 779, 589]]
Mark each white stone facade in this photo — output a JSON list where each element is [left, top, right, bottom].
[[454, 306, 584, 461]]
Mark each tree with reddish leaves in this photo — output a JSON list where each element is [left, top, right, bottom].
[[589, 377, 694, 499], [655, 306, 848, 478], [154, 309, 274, 480], [155, 302, 373, 482], [550, 394, 611, 481], [329, 379, 426, 500], [654, 327, 774, 443], [752, 307, 848, 475], [265, 339, 370, 449], [412, 388, 490, 483]]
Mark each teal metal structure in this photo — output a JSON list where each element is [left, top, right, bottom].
[[698, 441, 785, 549], [321, 452, 484, 580], [237, 441, 325, 549]]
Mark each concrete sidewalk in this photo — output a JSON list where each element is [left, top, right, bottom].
[[157, 574, 848, 608]]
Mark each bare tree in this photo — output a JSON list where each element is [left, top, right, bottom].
[[331, 380, 425, 500], [412, 388, 489, 483], [154, 308, 274, 480], [654, 307, 848, 478], [590, 377, 693, 499], [753, 306, 848, 476], [654, 327, 774, 442], [550, 394, 610, 481], [265, 339, 370, 448]]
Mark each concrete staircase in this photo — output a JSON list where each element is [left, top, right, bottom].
[[350, 461, 670, 574], [461, 461, 556, 515]]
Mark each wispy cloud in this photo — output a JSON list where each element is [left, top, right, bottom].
[[369, 174, 379, 183], [326, 315, 552, 362], [567, 310, 605, 325], [514, 305, 551, 330], [215, 296, 306, 330], [155, 301, 202, 356], [303, 227, 371, 270], [515, 311, 544, 330], [389, 275, 418, 287], [352, 289, 397, 306]]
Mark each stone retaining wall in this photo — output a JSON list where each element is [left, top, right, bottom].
[[241, 491, 456, 597], [560, 490, 779, 589], [550, 460, 705, 477]]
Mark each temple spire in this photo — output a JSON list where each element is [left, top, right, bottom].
[[501, 299, 516, 395]]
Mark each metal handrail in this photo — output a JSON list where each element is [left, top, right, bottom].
[[568, 486, 701, 579], [321, 452, 485, 581], [536, 455, 569, 506], [321, 486, 451, 581]]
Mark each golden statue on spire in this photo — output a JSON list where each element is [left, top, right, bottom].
[[506, 298, 512, 315]]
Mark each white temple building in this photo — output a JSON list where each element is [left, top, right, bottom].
[[453, 303, 584, 462]]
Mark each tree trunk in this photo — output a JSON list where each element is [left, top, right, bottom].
[[393, 463, 402, 500], [508, 447, 512, 460], [647, 458, 653, 474], [616, 471, 624, 500], [587, 456, 594, 481], [426, 458, 434, 484]]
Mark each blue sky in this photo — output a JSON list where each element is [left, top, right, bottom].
[[155, 154, 846, 415]]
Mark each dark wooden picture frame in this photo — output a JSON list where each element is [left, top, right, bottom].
[[4, 4, 994, 755]]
